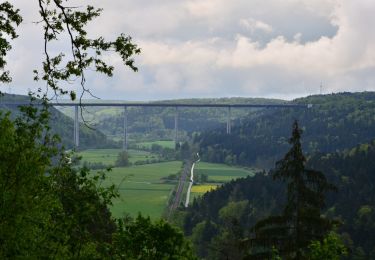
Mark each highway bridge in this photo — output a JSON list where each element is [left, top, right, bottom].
[[1, 101, 312, 149]]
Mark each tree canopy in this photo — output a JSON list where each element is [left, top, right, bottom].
[[0, 1, 196, 259], [1, 0, 140, 101]]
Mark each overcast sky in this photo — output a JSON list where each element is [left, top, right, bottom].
[[6, 0, 375, 101]]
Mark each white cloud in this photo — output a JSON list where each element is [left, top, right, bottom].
[[4, 0, 375, 100], [239, 18, 273, 34]]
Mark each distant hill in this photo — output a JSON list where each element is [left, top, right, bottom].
[[196, 92, 375, 168], [0, 94, 117, 149]]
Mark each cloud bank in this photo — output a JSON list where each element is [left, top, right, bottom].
[[6, 0, 375, 100]]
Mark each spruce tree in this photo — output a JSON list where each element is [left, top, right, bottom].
[[250, 120, 335, 259]]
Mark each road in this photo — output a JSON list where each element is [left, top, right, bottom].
[[184, 154, 200, 207]]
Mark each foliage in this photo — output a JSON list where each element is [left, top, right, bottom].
[[83, 160, 112, 170], [0, 1, 197, 258], [182, 125, 375, 258], [306, 232, 348, 260], [0, 104, 196, 258], [115, 150, 130, 167], [112, 215, 197, 259], [180, 122, 340, 259], [308, 140, 375, 257], [33, 0, 140, 100], [250, 121, 335, 258], [178, 172, 280, 258], [0, 2, 22, 83], [197, 92, 375, 168], [0, 107, 118, 258]]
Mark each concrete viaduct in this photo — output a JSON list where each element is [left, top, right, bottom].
[[1, 101, 311, 149]]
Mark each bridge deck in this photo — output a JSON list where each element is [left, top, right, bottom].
[[1, 102, 310, 108]]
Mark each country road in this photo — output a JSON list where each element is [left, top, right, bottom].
[[185, 154, 200, 207]]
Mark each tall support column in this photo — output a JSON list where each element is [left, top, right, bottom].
[[226, 106, 231, 134], [74, 105, 79, 148], [123, 106, 128, 151], [174, 107, 178, 147]]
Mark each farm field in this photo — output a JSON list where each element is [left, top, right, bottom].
[[194, 162, 256, 182], [99, 161, 182, 219], [78, 149, 257, 217], [189, 162, 257, 203], [78, 148, 158, 165]]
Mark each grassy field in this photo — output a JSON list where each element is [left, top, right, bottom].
[[78, 148, 158, 165], [189, 162, 256, 203], [194, 162, 256, 182], [99, 161, 182, 219], [78, 149, 257, 217], [137, 140, 175, 149]]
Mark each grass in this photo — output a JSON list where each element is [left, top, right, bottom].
[[78, 149, 257, 216], [99, 161, 182, 219], [194, 162, 256, 182], [78, 148, 158, 165], [188, 162, 256, 204]]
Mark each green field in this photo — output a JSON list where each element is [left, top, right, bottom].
[[78, 148, 158, 165], [137, 140, 175, 149], [194, 162, 256, 182], [100, 161, 182, 219], [78, 149, 257, 217], [189, 162, 256, 203]]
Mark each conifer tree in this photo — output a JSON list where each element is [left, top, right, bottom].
[[249, 120, 335, 259]]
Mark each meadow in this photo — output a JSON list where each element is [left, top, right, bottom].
[[78, 149, 257, 218], [194, 162, 256, 182], [94, 160, 182, 219], [189, 162, 256, 203]]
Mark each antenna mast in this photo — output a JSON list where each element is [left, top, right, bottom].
[[319, 82, 323, 95]]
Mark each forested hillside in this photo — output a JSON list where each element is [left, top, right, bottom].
[[0, 94, 116, 149], [180, 139, 375, 259], [196, 92, 375, 168]]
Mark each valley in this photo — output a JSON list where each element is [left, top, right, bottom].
[[3, 2, 373, 258], [3, 92, 375, 258]]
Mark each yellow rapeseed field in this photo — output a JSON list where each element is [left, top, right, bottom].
[[191, 185, 218, 193]]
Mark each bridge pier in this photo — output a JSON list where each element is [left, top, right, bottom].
[[74, 105, 79, 148], [123, 106, 128, 151], [226, 106, 231, 134], [174, 107, 178, 147]]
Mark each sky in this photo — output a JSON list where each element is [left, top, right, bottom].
[[5, 0, 375, 101]]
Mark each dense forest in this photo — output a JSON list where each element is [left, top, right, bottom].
[[179, 131, 375, 259], [196, 92, 375, 169]]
